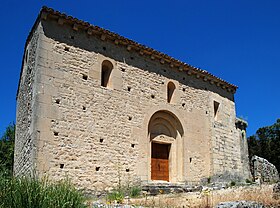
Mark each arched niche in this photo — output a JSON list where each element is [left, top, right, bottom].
[[101, 60, 113, 88], [167, 82, 176, 103]]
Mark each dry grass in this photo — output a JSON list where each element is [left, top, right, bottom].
[[208, 184, 279, 207], [129, 184, 280, 208]]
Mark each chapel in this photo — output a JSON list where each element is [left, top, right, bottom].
[[14, 7, 251, 193]]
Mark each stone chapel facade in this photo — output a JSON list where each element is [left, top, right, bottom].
[[14, 7, 251, 193]]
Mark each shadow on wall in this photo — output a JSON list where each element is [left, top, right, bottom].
[[41, 20, 234, 101]]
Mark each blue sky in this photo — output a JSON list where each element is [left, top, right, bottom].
[[0, 0, 279, 136]]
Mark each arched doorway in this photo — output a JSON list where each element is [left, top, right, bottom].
[[148, 110, 184, 182]]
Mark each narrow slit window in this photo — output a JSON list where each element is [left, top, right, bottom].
[[25, 49, 29, 63], [214, 101, 220, 120], [167, 82, 176, 103], [101, 60, 113, 87]]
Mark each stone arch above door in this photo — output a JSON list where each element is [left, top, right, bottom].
[[148, 110, 184, 140], [148, 110, 184, 182]]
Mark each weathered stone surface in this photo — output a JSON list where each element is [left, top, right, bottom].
[[14, 26, 40, 177], [251, 155, 279, 183], [14, 7, 251, 194], [215, 201, 264, 208], [273, 182, 280, 200], [273, 182, 280, 193]]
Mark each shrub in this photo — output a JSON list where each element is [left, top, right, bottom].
[[106, 185, 142, 204], [230, 181, 236, 187], [129, 186, 141, 198], [0, 175, 87, 208], [107, 190, 124, 204]]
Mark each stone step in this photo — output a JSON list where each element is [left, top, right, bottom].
[[141, 183, 203, 195]]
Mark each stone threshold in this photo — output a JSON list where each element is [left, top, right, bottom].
[[141, 181, 203, 195]]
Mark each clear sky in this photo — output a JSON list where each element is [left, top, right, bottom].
[[0, 0, 279, 137]]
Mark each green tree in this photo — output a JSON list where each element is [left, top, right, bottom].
[[0, 123, 15, 176], [248, 119, 280, 172]]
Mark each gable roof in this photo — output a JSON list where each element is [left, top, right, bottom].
[[18, 6, 237, 98]]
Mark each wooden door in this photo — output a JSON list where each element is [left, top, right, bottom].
[[151, 143, 170, 181]]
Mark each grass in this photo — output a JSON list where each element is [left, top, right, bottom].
[[107, 190, 124, 204], [0, 174, 87, 208], [129, 186, 141, 198], [129, 183, 280, 207], [246, 178, 253, 184], [106, 185, 142, 204]]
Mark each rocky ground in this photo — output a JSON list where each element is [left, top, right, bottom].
[[216, 201, 265, 208], [90, 200, 275, 208], [88, 182, 280, 207]]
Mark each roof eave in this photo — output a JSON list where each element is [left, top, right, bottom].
[[17, 6, 238, 101]]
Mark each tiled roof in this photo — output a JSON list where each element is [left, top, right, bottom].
[[21, 6, 238, 95]]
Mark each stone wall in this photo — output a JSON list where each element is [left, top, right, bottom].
[[251, 155, 279, 183], [210, 118, 251, 182], [15, 12, 251, 194], [210, 100, 241, 181], [14, 26, 40, 176], [237, 119, 251, 180]]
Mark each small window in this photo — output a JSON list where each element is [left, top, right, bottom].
[[55, 99, 60, 104], [214, 101, 220, 120], [82, 74, 88, 80], [241, 131, 246, 139], [167, 82, 176, 103], [101, 60, 113, 87], [25, 49, 29, 63]]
